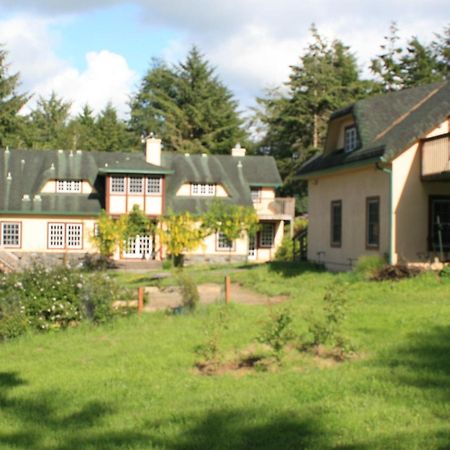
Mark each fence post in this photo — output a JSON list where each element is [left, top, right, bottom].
[[138, 287, 144, 314], [224, 276, 231, 304]]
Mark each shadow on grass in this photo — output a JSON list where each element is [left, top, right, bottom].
[[266, 261, 327, 278], [359, 325, 450, 449], [0, 372, 149, 450], [146, 409, 328, 450]]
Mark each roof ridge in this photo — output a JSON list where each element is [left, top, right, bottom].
[[374, 83, 446, 141]]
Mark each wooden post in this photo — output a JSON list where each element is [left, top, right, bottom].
[[224, 276, 231, 304], [138, 287, 144, 314]]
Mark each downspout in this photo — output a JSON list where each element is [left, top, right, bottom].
[[377, 157, 394, 265]]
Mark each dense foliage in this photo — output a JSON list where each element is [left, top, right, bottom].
[[0, 265, 118, 341], [130, 47, 247, 154]]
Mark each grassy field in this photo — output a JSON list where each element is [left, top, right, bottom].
[[1, 263, 449, 449]]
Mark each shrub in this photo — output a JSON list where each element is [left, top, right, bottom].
[[257, 308, 295, 362], [82, 253, 116, 271], [440, 265, 450, 279], [354, 255, 386, 279], [0, 264, 118, 341], [306, 281, 350, 350], [372, 264, 422, 281], [176, 271, 199, 311], [274, 217, 308, 262]]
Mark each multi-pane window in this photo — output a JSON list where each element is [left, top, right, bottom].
[[191, 183, 216, 196], [128, 177, 144, 194], [57, 180, 81, 192], [147, 176, 161, 194], [260, 223, 275, 248], [111, 176, 125, 193], [1, 223, 20, 247], [217, 232, 233, 250], [366, 197, 380, 248], [48, 224, 65, 249], [331, 200, 342, 247], [430, 196, 450, 251], [48, 223, 83, 249], [250, 187, 261, 202], [344, 126, 358, 153], [66, 224, 83, 249]]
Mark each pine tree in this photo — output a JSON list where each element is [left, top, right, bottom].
[[67, 104, 99, 150], [432, 24, 450, 77], [370, 22, 404, 92], [95, 102, 131, 152], [0, 46, 29, 148], [254, 26, 373, 209], [27, 92, 71, 149], [400, 37, 441, 87], [130, 47, 247, 154]]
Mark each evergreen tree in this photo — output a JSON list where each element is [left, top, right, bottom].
[[27, 92, 71, 149], [130, 47, 247, 154], [67, 104, 99, 150], [0, 46, 29, 148], [370, 22, 404, 92], [95, 102, 130, 152], [254, 26, 373, 208], [432, 24, 450, 76], [400, 37, 442, 87]]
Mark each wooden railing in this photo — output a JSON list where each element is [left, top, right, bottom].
[[422, 133, 450, 176]]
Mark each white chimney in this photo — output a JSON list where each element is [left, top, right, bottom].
[[145, 134, 162, 166], [231, 142, 246, 157]]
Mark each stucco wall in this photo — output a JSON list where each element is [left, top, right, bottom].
[[307, 166, 389, 270], [392, 120, 450, 263], [0, 216, 98, 253]]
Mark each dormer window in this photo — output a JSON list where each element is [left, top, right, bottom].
[[344, 126, 358, 153], [57, 180, 81, 193], [191, 183, 216, 196]]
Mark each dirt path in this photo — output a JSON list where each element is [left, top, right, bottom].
[[143, 283, 288, 312]]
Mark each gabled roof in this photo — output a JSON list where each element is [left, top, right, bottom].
[[299, 79, 450, 177], [0, 148, 281, 216]]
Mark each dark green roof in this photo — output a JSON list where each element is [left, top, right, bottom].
[[0, 149, 281, 215], [299, 80, 450, 177]]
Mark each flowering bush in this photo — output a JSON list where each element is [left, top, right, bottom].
[[0, 264, 118, 341]]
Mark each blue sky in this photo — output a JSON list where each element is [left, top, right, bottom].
[[0, 0, 447, 118]]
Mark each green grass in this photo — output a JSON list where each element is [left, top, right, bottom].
[[1, 263, 449, 449]]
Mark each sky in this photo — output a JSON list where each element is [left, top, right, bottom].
[[0, 0, 447, 118]]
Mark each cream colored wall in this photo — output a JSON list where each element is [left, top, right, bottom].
[[175, 183, 228, 197], [253, 220, 284, 262], [252, 187, 276, 215], [40, 180, 94, 194], [307, 166, 389, 270], [109, 195, 163, 215], [0, 216, 98, 253], [392, 120, 450, 263]]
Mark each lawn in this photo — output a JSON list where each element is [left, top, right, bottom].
[[0, 263, 449, 449]]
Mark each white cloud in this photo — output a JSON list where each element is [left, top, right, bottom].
[[0, 15, 137, 118]]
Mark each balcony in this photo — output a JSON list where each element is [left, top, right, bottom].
[[422, 133, 450, 180], [253, 197, 295, 220]]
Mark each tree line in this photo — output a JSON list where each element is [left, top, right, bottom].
[[0, 22, 449, 208]]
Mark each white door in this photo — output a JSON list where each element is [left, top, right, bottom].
[[248, 235, 256, 260], [123, 235, 152, 259]]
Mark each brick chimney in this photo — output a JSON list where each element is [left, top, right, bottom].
[[145, 134, 162, 166]]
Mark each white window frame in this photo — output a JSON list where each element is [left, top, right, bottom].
[[147, 176, 162, 194], [217, 232, 234, 251], [260, 223, 275, 248], [250, 187, 261, 202], [191, 183, 216, 196], [56, 180, 82, 193], [66, 224, 83, 249], [344, 126, 358, 153], [128, 176, 144, 194], [111, 176, 125, 193], [48, 223, 65, 249], [48, 223, 83, 249], [1, 222, 21, 248]]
